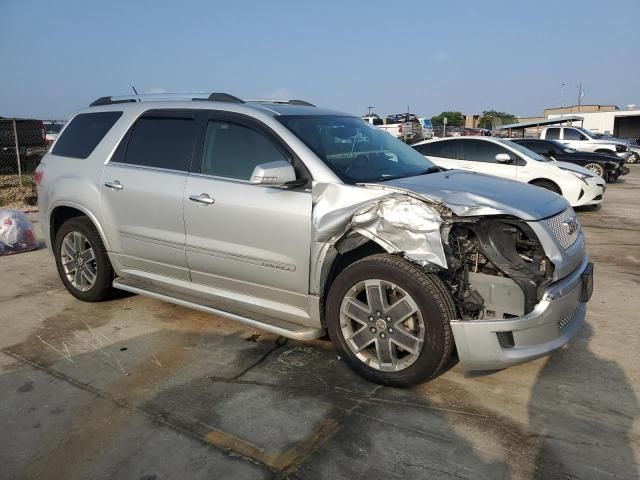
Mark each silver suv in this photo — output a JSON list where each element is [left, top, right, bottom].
[[37, 93, 593, 386]]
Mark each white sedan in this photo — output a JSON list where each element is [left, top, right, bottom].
[[412, 136, 605, 207]]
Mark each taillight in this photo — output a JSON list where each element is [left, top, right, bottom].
[[399, 125, 403, 133], [34, 169, 44, 186]]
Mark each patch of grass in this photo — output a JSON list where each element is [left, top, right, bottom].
[[0, 174, 37, 210]]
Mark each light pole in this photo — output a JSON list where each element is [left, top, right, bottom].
[[560, 82, 567, 117]]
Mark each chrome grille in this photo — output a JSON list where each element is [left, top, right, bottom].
[[545, 209, 581, 249]]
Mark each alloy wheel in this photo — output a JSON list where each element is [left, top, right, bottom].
[[339, 279, 425, 372], [585, 163, 604, 177], [60, 231, 97, 291]]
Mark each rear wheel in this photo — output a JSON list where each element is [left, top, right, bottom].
[[54, 217, 116, 302], [530, 179, 562, 195], [584, 162, 604, 177], [326, 254, 455, 387]]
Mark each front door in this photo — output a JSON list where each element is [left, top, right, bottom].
[[101, 110, 201, 280], [183, 114, 313, 319], [458, 139, 518, 180]]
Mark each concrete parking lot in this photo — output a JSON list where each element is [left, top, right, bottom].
[[1, 169, 639, 480]]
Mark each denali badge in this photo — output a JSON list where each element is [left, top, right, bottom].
[[562, 216, 579, 236]]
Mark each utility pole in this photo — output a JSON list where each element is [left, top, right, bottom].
[[577, 82, 583, 112]]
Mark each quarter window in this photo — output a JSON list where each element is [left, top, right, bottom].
[[52, 111, 122, 159], [546, 128, 560, 140], [201, 121, 290, 180], [122, 116, 197, 171]]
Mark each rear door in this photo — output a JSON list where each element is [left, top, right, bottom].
[[413, 139, 460, 169], [183, 112, 313, 318], [101, 109, 201, 280], [458, 139, 518, 180]]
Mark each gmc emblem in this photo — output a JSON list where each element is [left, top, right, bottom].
[[562, 216, 579, 236]]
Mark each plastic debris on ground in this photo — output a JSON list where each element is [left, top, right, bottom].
[[0, 209, 40, 256]]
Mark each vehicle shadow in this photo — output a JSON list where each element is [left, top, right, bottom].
[[0, 320, 509, 479], [527, 322, 639, 479]]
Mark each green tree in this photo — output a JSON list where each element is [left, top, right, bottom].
[[430, 111, 464, 127], [477, 110, 517, 129]]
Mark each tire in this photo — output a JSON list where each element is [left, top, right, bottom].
[[628, 152, 639, 164], [584, 162, 605, 178], [530, 179, 562, 195], [54, 217, 116, 302], [326, 254, 455, 387]]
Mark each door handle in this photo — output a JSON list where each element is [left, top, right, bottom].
[[105, 180, 124, 190], [189, 193, 215, 205]]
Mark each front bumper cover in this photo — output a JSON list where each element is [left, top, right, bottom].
[[450, 257, 592, 371]]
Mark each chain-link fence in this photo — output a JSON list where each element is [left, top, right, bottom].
[[0, 118, 53, 209]]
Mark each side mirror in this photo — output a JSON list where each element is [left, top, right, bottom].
[[249, 161, 297, 186], [495, 153, 514, 164]]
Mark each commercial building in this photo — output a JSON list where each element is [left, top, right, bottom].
[[516, 104, 640, 139]]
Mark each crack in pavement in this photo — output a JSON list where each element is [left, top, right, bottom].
[[0, 348, 275, 475]]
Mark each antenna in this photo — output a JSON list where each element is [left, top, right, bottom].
[[131, 85, 139, 95]]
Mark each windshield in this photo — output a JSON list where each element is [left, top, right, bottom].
[[576, 126, 595, 138], [420, 118, 433, 128], [500, 138, 549, 161], [278, 115, 437, 184]]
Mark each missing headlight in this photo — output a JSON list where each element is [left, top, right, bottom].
[[441, 218, 553, 319]]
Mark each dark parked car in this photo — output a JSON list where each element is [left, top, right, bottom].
[[0, 117, 47, 172], [510, 138, 629, 183]]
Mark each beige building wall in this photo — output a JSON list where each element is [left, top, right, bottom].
[[544, 105, 618, 117]]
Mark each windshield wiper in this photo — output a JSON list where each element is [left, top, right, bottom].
[[416, 166, 445, 175]]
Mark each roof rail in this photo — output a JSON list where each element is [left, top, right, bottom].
[[90, 96, 138, 107], [89, 92, 245, 107], [248, 99, 316, 107], [206, 93, 244, 103]]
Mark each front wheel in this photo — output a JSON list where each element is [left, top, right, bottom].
[[628, 152, 639, 164], [326, 254, 455, 387]]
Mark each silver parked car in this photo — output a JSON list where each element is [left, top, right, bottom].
[[36, 93, 593, 386]]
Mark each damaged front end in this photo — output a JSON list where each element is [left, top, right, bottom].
[[312, 182, 555, 326], [312, 179, 588, 371]]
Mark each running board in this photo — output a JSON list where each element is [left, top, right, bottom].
[[112, 277, 325, 341]]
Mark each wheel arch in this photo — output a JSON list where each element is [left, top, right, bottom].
[[49, 202, 110, 251], [528, 178, 563, 195]]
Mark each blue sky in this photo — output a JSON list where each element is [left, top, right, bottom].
[[1, 0, 639, 120]]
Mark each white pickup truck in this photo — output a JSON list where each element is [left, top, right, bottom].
[[539, 125, 631, 161], [362, 114, 413, 141]]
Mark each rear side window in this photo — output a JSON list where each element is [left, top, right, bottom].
[[201, 121, 290, 180], [414, 140, 458, 159], [546, 128, 560, 140], [122, 117, 197, 171], [52, 111, 122, 159]]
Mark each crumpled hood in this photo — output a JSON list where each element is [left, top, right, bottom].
[[379, 170, 568, 221]]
